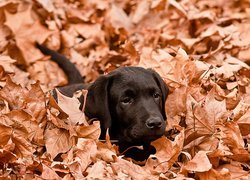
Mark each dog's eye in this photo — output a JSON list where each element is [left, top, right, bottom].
[[121, 97, 133, 105], [153, 93, 160, 99]]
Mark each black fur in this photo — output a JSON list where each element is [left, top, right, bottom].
[[37, 44, 169, 156]]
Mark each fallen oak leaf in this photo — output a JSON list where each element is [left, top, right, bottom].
[[11, 125, 35, 159], [122, 40, 139, 64], [50, 161, 70, 176], [66, 158, 85, 179], [14, 20, 52, 64], [212, 55, 250, 79], [11, 66, 34, 89]]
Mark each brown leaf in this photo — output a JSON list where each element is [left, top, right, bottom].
[[0, 55, 15, 74], [196, 168, 231, 180], [183, 151, 212, 172], [44, 128, 74, 159], [1, 0, 250, 178], [216, 161, 250, 179], [41, 163, 61, 180], [96, 141, 117, 163], [108, 4, 133, 31], [185, 89, 228, 151], [27, 60, 68, 90], [86, 160, 112, 179], [6, 110, 44, 146], [145, 126, 184, 174], [218, 121, 246, 154], [169, 0, 187, 17], [212, 55, 249, 79], [11, 125, 35, 159], [22, 82, 46, 123], [0, 148, 17, 164], [237, 109, 250, 136], [66, 139, 97, 179], [0, 123, 12, 146], [0, 78, 46, 123], [131, 0, 150, 24], [165, 85, 188, 117], [35, 0, 55, 12], [4, 6, 52, 64], [56, 89, 88, 126], [75, 121, 101, 140], [111, 157, 156, 179], [0, 112, 35, 158], [72, 23, 105, 43], [122, 40, 139, 64], [0, 76, 29, 110]]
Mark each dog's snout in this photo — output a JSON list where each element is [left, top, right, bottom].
[[146, 117, 163, 129]]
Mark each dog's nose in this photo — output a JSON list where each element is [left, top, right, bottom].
[[146, 118, 163, 129]]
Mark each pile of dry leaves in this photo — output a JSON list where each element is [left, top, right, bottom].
[[0, 0, 249, 179]]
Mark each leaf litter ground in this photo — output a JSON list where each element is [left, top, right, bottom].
[[0, 0, 249, 179]]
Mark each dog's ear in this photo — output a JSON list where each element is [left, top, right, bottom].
[[148, 69, 169, 120], [85, 74, 113, 130]]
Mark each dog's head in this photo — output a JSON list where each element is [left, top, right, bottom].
[[85, 67, 169, 149]]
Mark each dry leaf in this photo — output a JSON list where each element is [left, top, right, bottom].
[[112, 157, 156, 180], [183, 151, 212, 172], [145, 126, 184, 174], [44, 128, 74, 159], [56, 89, 88, 126], [75, 121, 101, 140], [0, 0, 249, 178]]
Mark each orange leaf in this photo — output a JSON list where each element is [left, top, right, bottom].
[[44, 128, 74, 159]]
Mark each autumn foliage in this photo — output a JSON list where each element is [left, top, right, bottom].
[[0, 0, 249, 179]]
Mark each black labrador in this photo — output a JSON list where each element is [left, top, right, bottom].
[[37, 44, 169, 158]]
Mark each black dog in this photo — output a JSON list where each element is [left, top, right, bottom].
[[37, 44, 169, 155]]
